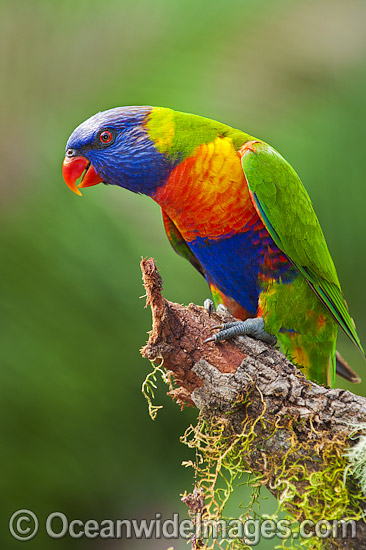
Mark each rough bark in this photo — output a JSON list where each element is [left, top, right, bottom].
[[140, 258, 366, 549]]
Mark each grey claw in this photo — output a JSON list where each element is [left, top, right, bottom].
[[216, 303, 228, 315], [203, 335, 216, 344], [204, 299, 214, 316], [210, 324, 224, 332]]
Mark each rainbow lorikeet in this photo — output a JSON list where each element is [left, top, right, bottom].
[[62, 106, 364, 387]]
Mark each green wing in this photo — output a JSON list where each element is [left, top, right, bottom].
[[161, 209, 205, 277], [240, 141, 364, 353]]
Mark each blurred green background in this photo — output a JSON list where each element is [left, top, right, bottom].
[[0, 0, 365, 548]]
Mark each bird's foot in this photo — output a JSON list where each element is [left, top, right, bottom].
[[203, 299, 229, 317], [203, 299, 215, 316], [216, 303, 229, 315], [204, 317, 277, 346]]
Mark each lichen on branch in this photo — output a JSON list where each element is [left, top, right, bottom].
[[140, 257, 366, 549]]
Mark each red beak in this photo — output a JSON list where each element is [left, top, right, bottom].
[[62, 156, 103, 196]]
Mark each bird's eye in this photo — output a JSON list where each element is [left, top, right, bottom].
[[66, 148, 76, 157], [99, 130, 113, 144]]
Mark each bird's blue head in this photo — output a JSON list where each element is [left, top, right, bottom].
[[62, 106, 178, 196]]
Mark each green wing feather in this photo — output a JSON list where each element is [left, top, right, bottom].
[[240, 141, 364, 354], [161, 209, 205, 277]]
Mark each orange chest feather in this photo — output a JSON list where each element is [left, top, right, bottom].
[[152, 137, 261, 242]]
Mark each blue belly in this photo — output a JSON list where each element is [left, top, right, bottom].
[[189, 228, 296, 316]]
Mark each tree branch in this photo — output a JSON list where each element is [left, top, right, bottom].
[[140, 258, 366, 549]]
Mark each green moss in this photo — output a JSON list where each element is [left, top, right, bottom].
[[344, 423, 366, 498], [180, 391, 365, 550], [141, 359, 170, 420], [142, 362, 365, 549]]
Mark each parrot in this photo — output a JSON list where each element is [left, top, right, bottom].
[[62, 106, 364, 387]]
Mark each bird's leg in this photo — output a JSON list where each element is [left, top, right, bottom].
[[204, 317, 277, 346]]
